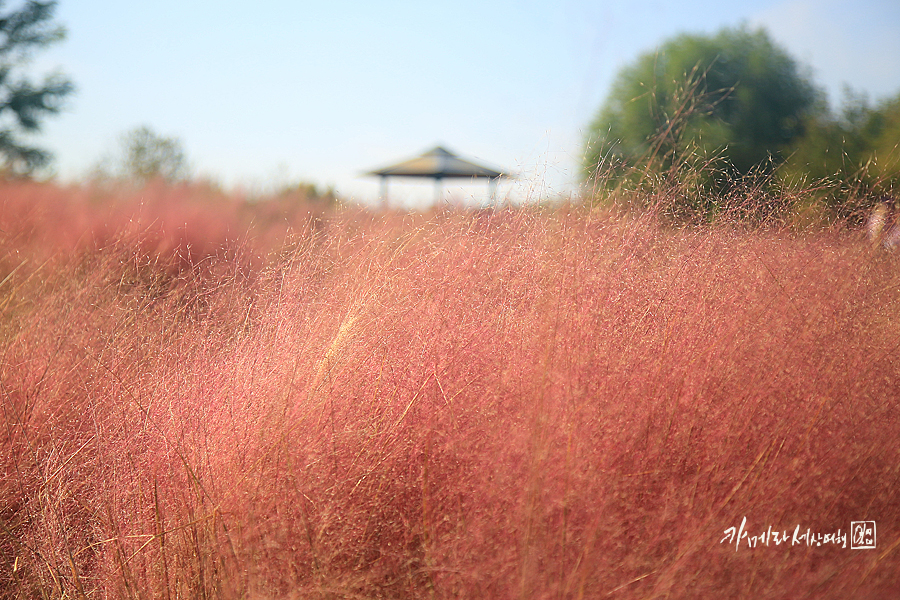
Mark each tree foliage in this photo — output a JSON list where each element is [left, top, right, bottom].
[[0, 1, 73, 174], [584, 26, 819, 195], [778, 89, 900, 214], [119, 125, 190, 183]]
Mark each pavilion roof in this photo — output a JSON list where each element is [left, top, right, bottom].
[[366, 146, 511, 179]]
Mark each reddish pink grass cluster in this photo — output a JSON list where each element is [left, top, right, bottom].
[[1, 182, 899, 599], [0, 179, 332, 267]]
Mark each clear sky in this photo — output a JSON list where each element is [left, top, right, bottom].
[[32, 0, 900, 206]]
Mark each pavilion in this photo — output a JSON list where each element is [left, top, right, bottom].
[[365, 145, 512, 206]]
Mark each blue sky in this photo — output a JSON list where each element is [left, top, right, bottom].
[[33, 0, 900, 205]]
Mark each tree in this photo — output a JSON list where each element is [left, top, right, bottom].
[[0, 1, 74, 174], [787, 89, 900, 183], [584, 26, 819, 196], [777, 88, 900, 218], [119, 125, 190, 182]]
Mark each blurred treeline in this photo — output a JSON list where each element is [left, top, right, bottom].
[[780, 89, 900, 209], [583, 26, 900, 221]]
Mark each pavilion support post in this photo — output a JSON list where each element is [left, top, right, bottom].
[[380, 175, 389, 209], [488, 177, 499, 205], [434, 176, 443, 204]]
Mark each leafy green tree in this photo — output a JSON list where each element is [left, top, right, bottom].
[[0, 1, 73, 174], [119, 125, 190, 182], [778, 89, 900, 217], [584, 26, 819, 195]]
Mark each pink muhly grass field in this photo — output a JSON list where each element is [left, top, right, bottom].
[[1, 182, 899, 599]]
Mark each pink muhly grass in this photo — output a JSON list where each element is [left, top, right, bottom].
[[1, 188, 899, 599], [0, 179, 333, 268]]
